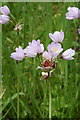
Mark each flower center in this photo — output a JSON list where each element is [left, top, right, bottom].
[[52, 48, 58, 53], [41, 60, 55, 68]]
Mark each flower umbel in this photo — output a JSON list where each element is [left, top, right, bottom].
[[10, 29, 75, 80]]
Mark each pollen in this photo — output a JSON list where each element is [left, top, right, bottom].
[[52, 48, 58, 52]]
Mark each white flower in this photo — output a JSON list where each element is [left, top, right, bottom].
[[62, 48, 75, 60], [10, 46, 25, 61], [0, 5, 10, 15], [24, 40, 44, 57], [49, 30, 64, 43], [0, 15, 9, 24], [66, 7, 80, 20], [42, 51, 51, 61], [47, 42, 63, 59], [24, 46, 37, 57], [0, 5, 10, 24]]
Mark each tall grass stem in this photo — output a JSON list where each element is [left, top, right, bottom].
[[49, 80, 51, 119]]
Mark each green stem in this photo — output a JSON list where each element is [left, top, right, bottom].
[[49, 80, 51, 119], [73, 19, 78, 29], [17, 30, 20, 118], [17, 62, 20, 118], [33, 58, 36, 94], [17, 32, 20, 46], [65, 61, 68, 97]]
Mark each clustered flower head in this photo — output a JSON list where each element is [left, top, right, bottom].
[[10, 30, 75, 80], [0, 5, 10, 24]]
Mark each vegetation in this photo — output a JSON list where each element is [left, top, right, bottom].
[[1, 2, 80, 119]]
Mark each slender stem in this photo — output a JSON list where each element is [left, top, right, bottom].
[[73, 19, 78, 29], [17, 32, 20, 46], [65, 61, 68, 98], [17, 61, 20, 118], [33, 58, 36, 94], [17, 31, 20, 118], [49, 80, 51, 119]]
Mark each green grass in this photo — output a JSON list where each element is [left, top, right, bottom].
[[1, 2, 80, 119]]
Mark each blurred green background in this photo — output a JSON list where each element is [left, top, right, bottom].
[[2, 2, 80, 118]]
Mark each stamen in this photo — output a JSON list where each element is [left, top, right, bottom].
[[52, 48, 58, 52]]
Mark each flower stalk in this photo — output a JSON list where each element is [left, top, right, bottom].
[[17, 61, 20, 119], [49, 78, 51, 119]]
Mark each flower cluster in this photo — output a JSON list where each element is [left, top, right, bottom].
[[10, 30, 75, 79], [0, 5, 10, 24], [10, 30, 75, 62], [1, 5, 79, 79], [10, 40, 44, 60], [10, 31, 75, 62]]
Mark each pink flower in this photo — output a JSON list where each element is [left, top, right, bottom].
[[42, 51, 52, 60], [66, 7, 80, 20], [0, 15, 9, 24], [47, 42, 63, 59], [49, 30, 64, 43], [24, 46, 37, 57], [0, 5, 10, 24], [62, 48, 75, 60], [10, 46, 25, 61], [24, 40, 44, 57], [0, 5, 10, 15], [29, 40, 44, 53]]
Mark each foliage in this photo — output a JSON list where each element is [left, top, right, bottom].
[[2, 2, 80, 119]]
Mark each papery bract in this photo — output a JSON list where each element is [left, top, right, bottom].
[[62, 48, 75, 60], [66, 7, 80, 20], [0, 15, 9, 24], [37, 60, 55, 72], [10, 46, 25, 61], [40, 72, 48, 80], [14, 24, 23, 32], [49, 30, 64, 43], [0, 5, 10, 15]]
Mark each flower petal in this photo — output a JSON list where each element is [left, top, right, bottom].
[[49, 30, 64, 43], [0, 5, 10, 15], [0, 15, 9, 24], [62, 48, 75, 60]]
